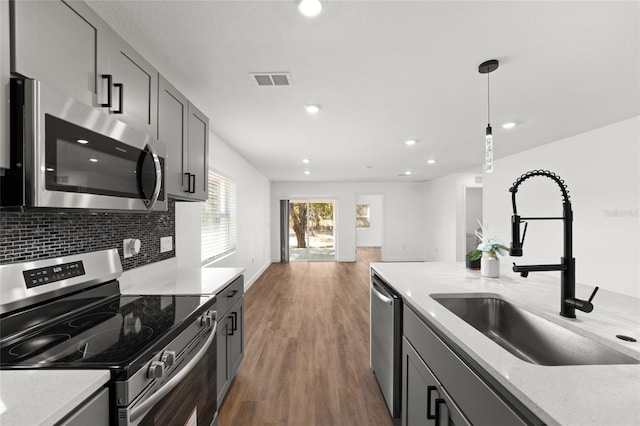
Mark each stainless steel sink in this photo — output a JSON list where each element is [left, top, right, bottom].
[[430, 294, 640, 366]]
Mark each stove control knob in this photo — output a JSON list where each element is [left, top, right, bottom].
[[147, 361, 165, 379], [201, 313, 213, 328], [161, 350, 176, 368]]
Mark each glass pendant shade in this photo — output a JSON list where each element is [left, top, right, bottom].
[[485, 124, 494, 173]]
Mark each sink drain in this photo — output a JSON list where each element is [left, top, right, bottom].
[[616, 335, 637, 342]]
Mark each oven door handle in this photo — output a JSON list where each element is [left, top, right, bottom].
[[129, 322, 217, 423]]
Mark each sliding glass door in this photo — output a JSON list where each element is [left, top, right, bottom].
[[288, 199, 335, 261]]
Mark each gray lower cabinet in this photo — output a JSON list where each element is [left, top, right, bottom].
[[216, 277, 245, 407], [403, 305, 534, 426], [59, 388, 109, 426], [158, 75, 209, 201], [403, 337, 469, 426]]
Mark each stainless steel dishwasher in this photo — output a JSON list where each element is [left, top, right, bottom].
[[370, 271, 402, 418]]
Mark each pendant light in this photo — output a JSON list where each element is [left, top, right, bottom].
[[478, 59, 499, 173]]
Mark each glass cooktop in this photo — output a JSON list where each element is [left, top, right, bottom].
[[0, 290, 214, 372]]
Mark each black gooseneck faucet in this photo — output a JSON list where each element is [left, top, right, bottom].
[[509, 170, 599, 318]]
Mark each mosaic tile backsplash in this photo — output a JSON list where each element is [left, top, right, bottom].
[[0, 200, 176, 270]]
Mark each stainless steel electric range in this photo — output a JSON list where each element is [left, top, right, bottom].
[[0, 249, 218, 426]]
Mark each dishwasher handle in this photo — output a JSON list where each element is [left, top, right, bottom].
[[371, 281, 393, 305]]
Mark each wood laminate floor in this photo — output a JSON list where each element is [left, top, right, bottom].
[[218, 247, 393, 426]]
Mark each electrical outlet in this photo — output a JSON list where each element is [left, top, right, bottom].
[[160, 236, 173, 253]]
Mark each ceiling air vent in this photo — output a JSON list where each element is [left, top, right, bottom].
[[250, 72, 293, 87], [475, 176, 483, 184]]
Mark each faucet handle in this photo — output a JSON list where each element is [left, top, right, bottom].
[[588, 286, 600, 303]]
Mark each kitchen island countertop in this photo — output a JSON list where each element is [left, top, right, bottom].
[[371, 261, 640, 426], [0, 370, 110, 426]]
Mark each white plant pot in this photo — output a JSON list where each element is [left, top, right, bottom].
[[481, 255, 500, 278]]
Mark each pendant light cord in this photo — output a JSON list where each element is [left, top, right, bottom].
[[487, 73, 491, 125]]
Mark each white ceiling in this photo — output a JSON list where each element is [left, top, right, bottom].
[[85, 0, 640, 183]]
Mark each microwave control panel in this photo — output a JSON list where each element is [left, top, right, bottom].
[[23, 261, 86, 288]]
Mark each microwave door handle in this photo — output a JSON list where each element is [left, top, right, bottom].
[[129, 321, 217, 423], [144, 144, 162, 209]]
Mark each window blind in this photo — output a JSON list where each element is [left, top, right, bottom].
[[201, 171, 237, 263]]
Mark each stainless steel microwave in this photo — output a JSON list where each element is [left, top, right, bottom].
[[1, 78, 166, 212]]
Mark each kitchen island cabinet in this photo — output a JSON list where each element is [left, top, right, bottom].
[[371, 261, 640, 426]]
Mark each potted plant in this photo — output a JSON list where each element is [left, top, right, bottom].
[[476, 230, 508, 278], [465, 249, 482, 270]]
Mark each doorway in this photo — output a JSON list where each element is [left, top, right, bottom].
[[288, 199, 336, 261]]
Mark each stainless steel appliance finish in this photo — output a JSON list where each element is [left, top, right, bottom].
[[432, 293, 640, 366], [1, 78, 166, 211], [370, 272, 402, 418], [0, 250, 218, 426]]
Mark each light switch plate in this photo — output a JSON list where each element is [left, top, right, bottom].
[[160, 236, 173, 253]]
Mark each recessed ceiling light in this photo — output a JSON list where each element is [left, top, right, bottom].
[[302, 158, 310, 164], [304, 170, 311, 175], [77, 139, 89, 144], [404, 170, 412, 176], [89, 158, 98, 163], [427, 159, 436, 165], [304, 104, 321, 114], [298, 0, 322, 17], [405, 139, 417, 146], [502, 122, 517, 129]]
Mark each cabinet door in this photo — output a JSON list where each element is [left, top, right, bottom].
[[108, 31, 158, 135], [187, 103, 209, 201], [158, 75, 190, 198], [11, 0, 109, 108], [402, 338, 470, 426], [227, 298, 244, 377], [1, 0, 10, 169], [216, 313, 229, 407]]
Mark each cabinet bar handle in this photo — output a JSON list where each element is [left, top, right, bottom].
[[114, 83, 124, 114], [226, 290, 239, 298], [100, 75, 112, 107], [229, 312, 237, 335], [434, 398, 446, 426], [426, 385, 438, 419], [184, 172, 191, 193], [190, 174, 196, 193]]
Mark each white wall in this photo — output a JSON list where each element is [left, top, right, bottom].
[[356, 194, 383, 247], [483, 116, 639, 298], [271, 182, 425, 262], [423, 172, 483, 261], [176, 131, 271, 289]]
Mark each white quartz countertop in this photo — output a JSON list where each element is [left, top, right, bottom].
[[0, 370, 109, 426], [371, 261, 640, 426], [119, 258, 244, 295]]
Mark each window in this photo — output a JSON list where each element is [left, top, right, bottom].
[[356, 204, 370, 228], [201, 170, 237, 263]]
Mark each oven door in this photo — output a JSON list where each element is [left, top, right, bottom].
[[21, 78, 166, 211], [121, 323, 218, 426]]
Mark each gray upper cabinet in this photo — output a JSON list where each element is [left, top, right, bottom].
[[11, 0, 157, 136], [158, 75, 189, 197], [187, 103, 209, 201], [1, 0, 10, 169], [108, 30, 158, 136], [11, 0, 109, 108], [158, 74, 209, 201]]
